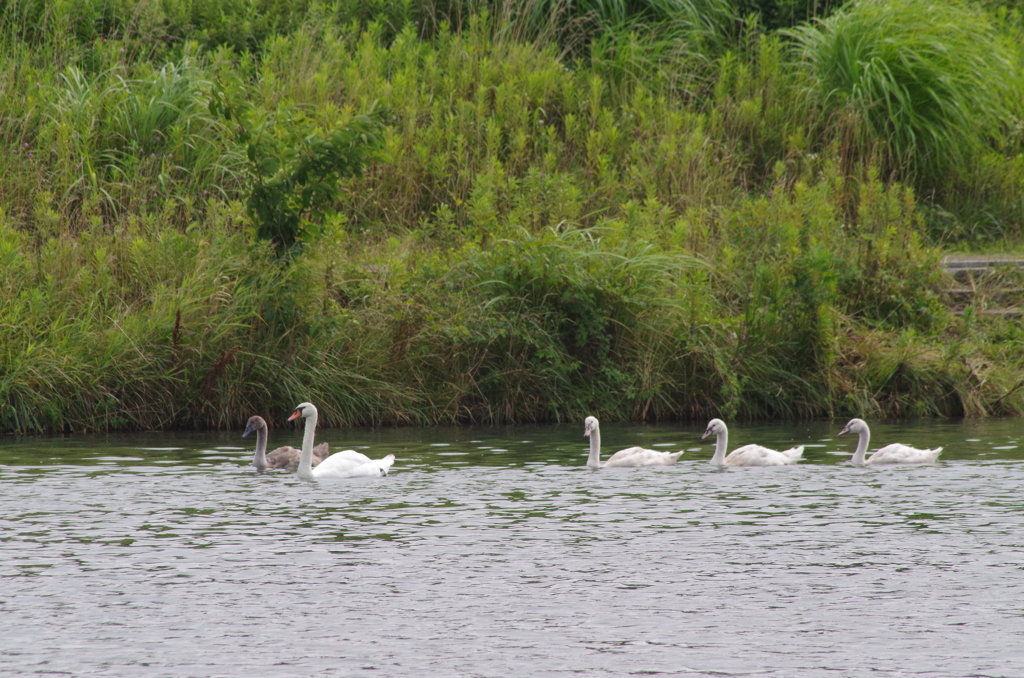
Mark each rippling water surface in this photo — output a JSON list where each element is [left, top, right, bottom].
[[2, 418, 1024, 677]]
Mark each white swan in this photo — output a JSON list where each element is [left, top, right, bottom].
[[243, 415, 329, 471], [702, 418, 804, 466], [584, 416, 684, 468], [287, 402, 395, 479], [837, 418, 942, 466]]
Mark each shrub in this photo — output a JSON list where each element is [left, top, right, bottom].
[[242, 105, 389, 255]]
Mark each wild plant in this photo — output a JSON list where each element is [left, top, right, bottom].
[[2, 1, 1023, 432], [388, 225, 703, 422], [787, 0, 1022, 197], [241, 104, 389, 256]]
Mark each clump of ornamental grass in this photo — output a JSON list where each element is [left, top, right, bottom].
[[787, 0, 1022, 194], [834, 328, 966, 418]]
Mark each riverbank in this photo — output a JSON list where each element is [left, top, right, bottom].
[[2, 2, 1024, 432]]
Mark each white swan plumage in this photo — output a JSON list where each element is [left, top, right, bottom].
[[288, 402, 395, 479], [584, 416, 683, 468], [243, 415, 329, 471], [838, 418, 942, 466], [702, 418, 803, 467]]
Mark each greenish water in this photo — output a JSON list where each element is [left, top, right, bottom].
[[2, 418, 1023, 676]]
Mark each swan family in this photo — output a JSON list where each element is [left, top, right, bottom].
[[579, 416, 936, 469], [243, 415, 329, 472], [243, 402, 394, 479], [242, 402, 941, 479]]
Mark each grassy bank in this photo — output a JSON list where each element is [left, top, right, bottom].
[[2, 0, 1024, 432]]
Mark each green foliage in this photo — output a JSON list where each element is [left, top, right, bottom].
[[788, 0, 1022, 191], [2, 3, 1024, 431], [242, 105, 389, 254], [839, 171, 945, 331], [370, 225, 707, 423], [710, 32, 805, 188], [0, 0, 316, 56], [17, 48, 247, 233], [735, 0, 847, 30], [448, 227, 693, 419], [0, 208, 266, 431], [0, 207, 416, 432]]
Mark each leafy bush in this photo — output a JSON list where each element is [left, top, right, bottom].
[[839, 171, 946, 331], [242, 105, 389, 255], [394, 226, 700, 422]]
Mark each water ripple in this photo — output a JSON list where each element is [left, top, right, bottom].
[[2, 420, 1024, 676]]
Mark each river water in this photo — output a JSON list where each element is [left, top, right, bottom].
[[2, 417, 1023, 677]]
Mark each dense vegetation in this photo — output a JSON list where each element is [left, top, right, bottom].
[[3, 0, 1024, 432]]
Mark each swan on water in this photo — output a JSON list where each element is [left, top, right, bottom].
[[584, 416, 684, 468], [701, 418, 803, 467], [287, 402, 395, 479], [243, 415, 329, 471], [837, 418, 942, 466]]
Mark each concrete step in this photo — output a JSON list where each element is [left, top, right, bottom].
[[945, 287, 1024, 296], [953, 308, 1023, 318], [941, 256, 1024, 318], [942, 255, 1024, 271]]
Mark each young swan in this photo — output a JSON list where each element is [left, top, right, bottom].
[[701, 418, 803, 467], [288, 402, 395, 479], [584, 416, 684, 468], [243, 415, 329, 472], [838, 418, 942, 466]]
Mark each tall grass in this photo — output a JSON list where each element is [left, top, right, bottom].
[[0, 0, 317, 56], [2, 2, 1024, 432], [394, 225, 705, 422], [788, 0, 1022, 198], [0, 205, 419, 432]]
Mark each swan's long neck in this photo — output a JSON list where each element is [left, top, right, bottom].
[[587, 427, 601, 468], [297, 411, 318, 480], [851, 427, 869, 467], [710, 426, 728, 466], [252, 427, 268, 471]]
